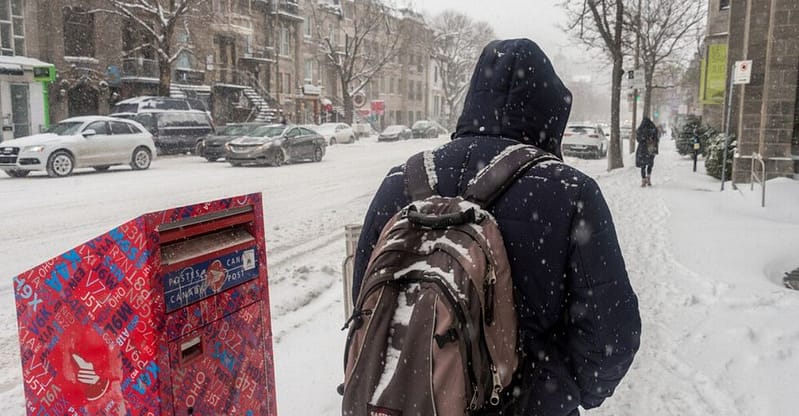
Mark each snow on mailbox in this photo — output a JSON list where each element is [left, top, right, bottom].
[[13, 193, 277, 416]]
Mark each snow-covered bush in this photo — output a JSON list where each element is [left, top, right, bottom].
[[704, 132, 736, 180], [675, 117, 713, 156]]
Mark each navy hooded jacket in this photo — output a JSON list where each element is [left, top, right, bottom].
[[353, 39, 641, 415]]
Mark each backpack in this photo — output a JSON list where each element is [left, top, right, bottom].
[[341, 144, 557, 416]]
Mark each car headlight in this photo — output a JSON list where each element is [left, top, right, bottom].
[[23, 145, 46, 153]]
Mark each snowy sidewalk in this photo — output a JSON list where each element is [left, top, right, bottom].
[[578, 142, 799, 416]]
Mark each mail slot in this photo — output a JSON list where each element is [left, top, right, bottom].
[[13, 193, 277, 416]]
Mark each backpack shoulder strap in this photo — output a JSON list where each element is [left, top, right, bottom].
[[404, 150, 438, 200], [463, 144, 557, 208]]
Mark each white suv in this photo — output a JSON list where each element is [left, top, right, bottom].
[[0, 116, 156, 178]]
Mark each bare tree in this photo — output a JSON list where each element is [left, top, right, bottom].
[[563, 0, 627, 170], [626, 0, 705, 118], [312, 0, 410, 124], [426, 11, 495, 129], [96, 0, 206, 96]]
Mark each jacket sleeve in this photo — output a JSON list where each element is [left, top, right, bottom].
[[352, 166, 407, 304], [564, 177, 641, 409]]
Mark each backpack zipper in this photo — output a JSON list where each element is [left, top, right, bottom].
[[489, 364, 502, 405], [484, 266, 496, 325]]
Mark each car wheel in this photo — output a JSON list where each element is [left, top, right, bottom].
[[4, 169, 30, 178], [93, 165, 111, 172], [46, 150, 74, 177], [205, 157, 218, 162], [349, 135, 355, 143], [230, 161, 242, 167], [130, 147, 152, 170], [272, 150, 285, 167], [313, 146, 323, 162]]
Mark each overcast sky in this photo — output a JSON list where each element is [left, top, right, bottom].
[[403, 0, 609, 87]]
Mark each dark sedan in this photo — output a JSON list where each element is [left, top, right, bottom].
[[225, 124, 326, 167], [378, 125, 412, 142], [196, 123, 267, 162], [411, 120, 447, 138]]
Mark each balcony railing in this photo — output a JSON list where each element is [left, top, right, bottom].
[[274, 0, 303, 20], [122, 58, 206, 85], [122, 58, 159, 79]]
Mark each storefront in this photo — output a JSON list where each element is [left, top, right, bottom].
[[0, 56, 55, 142]]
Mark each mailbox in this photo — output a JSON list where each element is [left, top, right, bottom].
[[13, 193, 277, 416]]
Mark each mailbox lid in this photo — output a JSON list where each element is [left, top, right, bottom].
[[167, 301, 274, 415]]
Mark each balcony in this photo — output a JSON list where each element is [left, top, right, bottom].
[[122, 58, 206, 85], [122, 58, 159, 80], [241, 46, 276, 64], [273, 0, 304, 22]]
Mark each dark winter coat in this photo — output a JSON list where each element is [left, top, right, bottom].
[[353, 39, 641, 416], [635, 117, 659, 168]]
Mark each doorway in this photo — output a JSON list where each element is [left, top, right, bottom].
[[10, 84, 29, 138]]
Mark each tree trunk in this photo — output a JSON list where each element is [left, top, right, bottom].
[[158, 56, 172, 97], [341, 77, 354, 125], [630, 88, 637, 154], [608, 55, 625, 170], [643, 63, 654, 119]]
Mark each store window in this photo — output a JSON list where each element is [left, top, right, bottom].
[[280, 27, 290, 56], [304, 60, 314, 82]]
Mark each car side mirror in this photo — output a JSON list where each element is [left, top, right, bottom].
[[82, 129, 97, 137]]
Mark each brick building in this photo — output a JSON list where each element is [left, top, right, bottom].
[[723, 0, 799, 181]]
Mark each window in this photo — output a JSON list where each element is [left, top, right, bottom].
[[304, 19, 312, 38], [0, 0, 24, 56], [85, 121, 109, 135], [390, 78, 395, 94], [417, 82, 423, 101], [719, 0, 730, 10], [434, 66, 438, 84], [408, 80, 414, 100], [63, 7, 94, 57], [304, 60, 314, 82], [111, 121, 133, 135], [280, 27, 290, 56], [176, 51, 192, 70], [284, 73, 292, 95], [408, 111, 414, 125]]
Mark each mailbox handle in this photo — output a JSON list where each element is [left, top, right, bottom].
[[180, 336, 203, 364]]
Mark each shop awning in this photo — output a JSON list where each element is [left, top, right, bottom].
[[0, 63, 23, 76]]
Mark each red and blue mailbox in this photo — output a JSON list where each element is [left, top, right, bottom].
[[13, 193, 277, 415]]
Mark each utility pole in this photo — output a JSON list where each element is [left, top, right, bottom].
[[629, 0, 641, 155]]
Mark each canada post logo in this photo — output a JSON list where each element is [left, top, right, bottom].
[[162, 248, 258, 312]]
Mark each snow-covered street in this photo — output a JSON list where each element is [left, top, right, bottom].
[[1, 136, 797, 415]]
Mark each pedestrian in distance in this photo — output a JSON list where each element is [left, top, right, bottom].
[[344, 38, 641, 416], [636, 117, 659, 187]]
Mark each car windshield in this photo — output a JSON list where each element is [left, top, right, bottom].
[[46, 121, 84, 136], [250, 126, 286, 137], [412, 121, 430, 129], [383, 126, 404, 134], [566, 126, 595, 134], [221, 124, 258, 136]]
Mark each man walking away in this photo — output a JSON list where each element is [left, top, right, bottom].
[[351, 39, 641, 416]]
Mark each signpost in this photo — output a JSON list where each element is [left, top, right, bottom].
[[721, 60, 753, 191]]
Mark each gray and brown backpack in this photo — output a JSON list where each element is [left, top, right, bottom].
[[341, 144, 557, 416]]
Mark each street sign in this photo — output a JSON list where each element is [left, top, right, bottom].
[[733, 60, 752, 84], [625, 69, 645, 90]]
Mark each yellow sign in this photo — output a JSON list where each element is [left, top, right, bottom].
[[702, 44, 727, 104]]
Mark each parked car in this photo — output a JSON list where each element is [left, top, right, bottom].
[[561, 123, 609, 159], [196, 123, 266, 162], [314, 122, 356, 145], [411, 120, 447, 138], [110, 96, 209, 118], [127, 110, 214, 155], [225, 124, 326, 167], [0, 116, 155, 178], [378, 125, 412, 142], [352, 122, 375, 138]]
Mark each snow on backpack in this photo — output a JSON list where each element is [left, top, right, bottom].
[[340, 145, 557, 416]]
